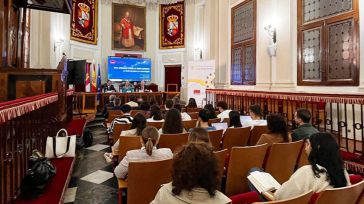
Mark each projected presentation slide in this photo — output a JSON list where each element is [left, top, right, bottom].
[[108, 57, 151, 81]]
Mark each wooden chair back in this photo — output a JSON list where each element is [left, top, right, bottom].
[[107, 110, 122, 122], [222, 127, 250, 152], [130, 110, 142, 117], [253, 191, 313, 204], [189, 112, 198, 119], [112, 123, 132, 144], [249, 126, 268, 145], [214, 149, 228, 180], [357, 190, 364, 204], [186, 107, 202, 113], [118, 136, 142, 161], [147, 121, 164, 129], [265, 141, 304, 184], [127, 159, 173, 204], [225, 144, 269, 196], [315, 180, 364, 204], [222, 118, 230, 124], [208, 118, 221, 125], [158, 133, 189, 153], [208, 129, 224, 151], [296, 142, 309, 168], [182, 119, 197, 130]]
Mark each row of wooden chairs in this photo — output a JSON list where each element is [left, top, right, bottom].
[[117, 141, 363, 204]]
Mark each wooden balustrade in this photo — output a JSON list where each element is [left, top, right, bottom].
[[0, 91, 73, 204], [206, 89, 364, 155]]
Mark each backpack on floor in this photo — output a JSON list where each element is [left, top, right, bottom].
[[83, 128, 93, 147]]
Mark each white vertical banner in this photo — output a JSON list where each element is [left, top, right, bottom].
[[187, 60, 215, 107]]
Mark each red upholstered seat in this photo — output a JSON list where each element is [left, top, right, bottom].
[[229, 191, 262, 204], [66, 118, 86, 136], [15, 157, 75, 204]]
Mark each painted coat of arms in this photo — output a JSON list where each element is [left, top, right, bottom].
[[160, 1, 185, 49]]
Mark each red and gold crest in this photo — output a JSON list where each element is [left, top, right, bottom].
[[160, 1, 185, 49], [71, 0, 98, 45]]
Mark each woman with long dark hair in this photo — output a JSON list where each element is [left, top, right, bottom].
[[256, 114, 289, 145], [148, 105, 164, 122], [204, 104, 217, 119], [186, 98, 198, 108], [272, 132, 350, 200], [228, 111, 242, 128], [160, 108, 185, 134]]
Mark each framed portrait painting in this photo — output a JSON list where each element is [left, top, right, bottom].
[[112, 4, 146, 51], [70, 0, 98, 45], [160, 1, 185, 49]]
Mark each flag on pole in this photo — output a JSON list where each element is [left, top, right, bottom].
[[91, 63, 97, 92], [97, 64, 102, 103], [85, 63, 91, 92]]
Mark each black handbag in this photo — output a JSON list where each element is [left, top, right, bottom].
[[20, 150, 56, 199]]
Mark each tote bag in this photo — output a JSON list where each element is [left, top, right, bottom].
[[45, 129, 76, 158]]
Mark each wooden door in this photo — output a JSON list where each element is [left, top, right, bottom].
[[164, 65, 181, 92]]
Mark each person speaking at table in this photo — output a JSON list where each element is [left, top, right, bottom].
[[102, 80, 117, 93], [121, 81, 134, 93]]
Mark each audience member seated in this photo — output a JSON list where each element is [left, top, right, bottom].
[[174, 103, 191, 121], [102, 80, 117, 93], [114, 127, 173, 179], [186, 98, 198, 108], [140, 101, 151, 118], [121, 81, 134, 93], [243, 104, 267, 128], [162, 99, 174, 117], [147, 105, 165, 122], [151, 143, 231, 204], [195, 109, 216, 131], [149, 96, 158, 106], [216, 101, 232, 119], [112, 97, 122, 110], [291, 108, 319, 141], [112, 113, 147, 152], [159, 108, 186, 134], [228, 111, 242, 128], [249, 132, 351, 201], [256, 114, 290, 146], [188, 127, 211, 146], [204, 104, 217, 119], [107, 104, 133, 133], [103, 94, 116, 118], [125, 95, 139, 108]]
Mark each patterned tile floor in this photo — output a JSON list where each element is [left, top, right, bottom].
[[64, 125, 118, 204]]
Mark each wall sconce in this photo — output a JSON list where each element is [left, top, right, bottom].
[[264, 24, 277, 57], [54, 35, 65, 52]]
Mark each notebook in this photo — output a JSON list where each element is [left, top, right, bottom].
[[247, 171, 281, 193], [211, 122, 228, 131], [240, 116, 252, 124]]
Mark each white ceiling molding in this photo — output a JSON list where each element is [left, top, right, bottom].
[[101, 0, 192, 5]]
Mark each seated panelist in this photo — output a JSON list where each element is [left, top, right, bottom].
[[102, 80, 117, 93], [121, 81, 134, 93], [136, 80, 149, 92]]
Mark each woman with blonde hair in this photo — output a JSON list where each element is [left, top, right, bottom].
[[114, 126, 173, 179]]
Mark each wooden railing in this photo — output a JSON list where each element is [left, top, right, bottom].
[[206, 89, 364, 155], [0, 91, 73, 204]]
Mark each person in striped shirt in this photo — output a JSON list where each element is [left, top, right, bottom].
[[107, 104, 133, 134]]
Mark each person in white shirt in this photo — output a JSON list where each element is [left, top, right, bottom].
[[147, 105, 165, 122], [173, 103, 192, 121], [104, 113, 147, 162], [151, 143, 231, 204], [216, 101, 232, 119], [114, 126, 173, 179], [125, 95, 139, 108], [249, 132, 351, 201], [242, 104, 267, 128]]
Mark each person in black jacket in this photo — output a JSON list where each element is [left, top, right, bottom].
[[102, 94, 116, 118], [102, 80, 117, 92], [291, 108, 319, 141]]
